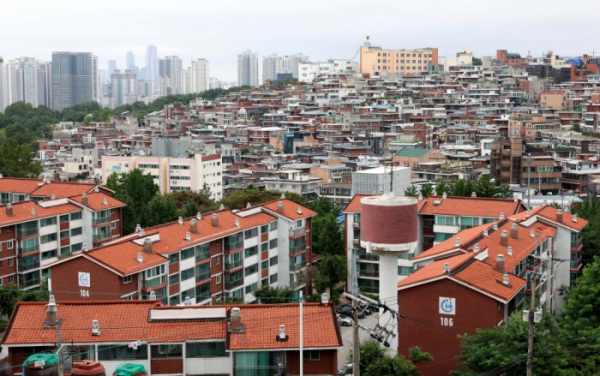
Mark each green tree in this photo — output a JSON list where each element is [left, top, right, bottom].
[[404, 185, 419, 197], [317, 254, 347, 296], [420, 184, 434, 197], [474, 175, 500, 197], [345, 340, 433, 376], [453, 310, 567, 376], [312, 213, 344, 256], [570, 123, 582, 132], [472, 57, 483, 66], [451, 178, 476, 197], [252, 284, 296, 303], [310, 196, 341, 217], [434, 181, 452, 196], [182, 200, 200, 218], [0, 139, 42, 177], [82, 114, 93, 126]]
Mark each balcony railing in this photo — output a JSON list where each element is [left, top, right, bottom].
[[225, 259, 243, 271], [571, 256, 583, 270], [289, 243, 307, 255], [142, 275, 167, 290], [353, 238, 360, 245], [196, 251, 211, 264], [17, 228, 38, 238], [225, 240, 243, 252], [359, 270, 380, 278], [19, 278, 40, 288], [18, 244, 39, 255], [92, 217, 111, 226], [93, 232, 111, 241], [224, 278, 243, 290], [571, 238, 583, 249], [18, 260, 40, 272], [196, 271, 211, 283], [289, 262, 305, 272], [289, 227, 306, 237], [358, 254, 380, 262]]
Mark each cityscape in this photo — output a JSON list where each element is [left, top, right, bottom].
[[1, 1, 600, 375]]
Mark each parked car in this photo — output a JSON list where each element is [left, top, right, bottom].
[[336, 305, 365, 319], [337, 314, 352, 327]]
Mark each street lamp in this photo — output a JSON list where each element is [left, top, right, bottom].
[[524, 154, 533, 209]]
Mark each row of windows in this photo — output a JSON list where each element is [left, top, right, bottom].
[[98, 342, 228, 360], [378, 52, 432, 58]]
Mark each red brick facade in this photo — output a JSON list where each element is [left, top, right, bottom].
[[361, 202, 418, 245], [286, 350, 338, 375], [150, 359, 183, 374]]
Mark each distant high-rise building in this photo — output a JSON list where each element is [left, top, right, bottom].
[[0, 57, 52, 110], [126, 51, 139, 78], [237, 49, 258, 87], [51, 52, 98, 111], [263, 53, 309, 82], [180, 68, 192, 95], [137, 80, 155, 97], [108, 60, 117, 75], [209, 77, 221, 89], [191, 58, 209, 93], [111, 69, 137, 108], [98, 69, 109, 83], [146, 45, 159, 88], [158, 56, 182, 96]]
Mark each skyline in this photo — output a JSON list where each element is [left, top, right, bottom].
[[3, 0, 600, 81]]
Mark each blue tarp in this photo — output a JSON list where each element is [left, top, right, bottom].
[[569, 57, 584, 66], [336, 215, 345, 224]]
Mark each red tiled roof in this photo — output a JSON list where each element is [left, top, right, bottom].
[[259, 199, 317, 220], [398, 253, 475, 287], [84, 243, 169, 276], [0, 201, 80, 226], [411, 223, 488, 260], [0, 178, 45, 194], [70, 192, 126, 211], [536, 206, 587, 231], [342, 194, 373, 213], [229, 303, 342, 350], [31, 182, 98, 198], [418, 196, 526, 217]]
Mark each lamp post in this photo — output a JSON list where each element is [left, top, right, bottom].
[[524, 154, 533, 208]]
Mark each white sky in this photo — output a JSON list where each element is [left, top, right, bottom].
[[2, 0, 600, 81]]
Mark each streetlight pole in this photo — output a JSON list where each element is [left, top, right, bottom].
[[525, 154, 532, 209]]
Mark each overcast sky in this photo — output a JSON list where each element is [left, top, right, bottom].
[[3, 0, 599, 81]]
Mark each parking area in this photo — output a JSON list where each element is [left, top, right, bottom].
[[337, 311, 379, 371]]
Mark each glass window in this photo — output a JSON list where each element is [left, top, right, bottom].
[[186, 342, 227, 357], [270, 273, 278, 283], [269, 221, 278, 231], [244, 246, 258, 258], [40, 217, 57, 227], [169, 253, 179, 264], [70, 212, 82, 221], [60, 231, 69, 239], [261, 260, 268, 270], [151, 344, 182, 358], [261, 225, 268, 234], [181, 248, 194, 260], [169, 274, 179, 285], [244, 228, 258, 239], [181, 268, 194, 281], [98, 345, 148, 360], [269, 239, 278, 249], [169, 295, 180, 306], [261, 243, 268, 252], [270, 256, 278, 266], [245, 264, 258, 276], [70, 227, 83, 236]]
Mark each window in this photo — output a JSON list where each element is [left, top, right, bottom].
[[260, 225, 268, 234], [423, 219, 434, 228], [98, 345, 148, 360], [270, 221, 278, 231], [245, 264, 258, 276], [60, 230, 69, 239], [261, 260, 268, 270], [423, 235, 434, 245], [71, 243, 82, 252], [269, 239, 278, 249], [244, 246, 258, 258], [169, 273, 179, 285], [70, 212, 82, 221], [261, 243, 268, 252], [151, 344, 182, 358], [181, 268, 195, 281], [71, 227, 83, 236], [398, 266, 412, 276], [244, 228, 258, 239], [111, 222, 116, 229], [245, 282, 258, 294], [181, 248, 194, 260], [40, 234, 57, 244], [270, 256, 278, 266], [59, 215, 69, 223], [216, 255, 221, 265], [40, 217, 57, 227], [110, 209, 116, 214], [169, 253, 179, 264], [186, 342, 227, 357], [303, 350, 320, 361], [216, 274, 221, 284], [7, 241, 13, 250], [169, 295, 180, 306], [270, 273, 278, 283], [124, 275, 132, 284]]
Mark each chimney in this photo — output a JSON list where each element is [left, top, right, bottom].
[[230, 307, 244, 332], [500, 230, 509, 246], [471, 192, 477, 197], [94, 186, 99, 193], [81, 194, 89, 206], [235, 219, 240, 227], [103, 198, 108, 205], [454, 237, 461, 247], [483, 227, 489, 237], [92, 320, 101, 336], [496, 254, 505, 272], [499, 212, 505, 220], [321, 293, 330, 305], [178, 217, 184, 225], [190, 219, 198, 234], [556, 209, 563, 223], [143, 238, 152, 253], [573, 214, 578, 223], [510, 223, 519, 239], [51, 194, 56, 200], [474, 243, 480, 252], [277, 201, 284, 214], [135, 224, 142, 232], [6, 203, 13, 216], [530, 229, 535, 238], [185, 297, 191, 306], [277, 325, 289, 341], [197, 212, 202, 220], [297, 206, 302, 215], [281, 193, 286, 199], [211, 213, 219, 227], [443, 263, 450, 273], [137, 252, 143, 264], [442, 192, 447, 199], [185, 232, 191, 241], [507, 245, 513, 257], [46, 295, 57, 327], [493, 222, 498, 231], [418, 192, 423, 200], [503, 273, 509, 285]]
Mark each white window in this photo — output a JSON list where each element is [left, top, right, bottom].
[[111, 222, 116, 229], [8, 259, 13, 267], [123, 275, 132, 284], [216, 274, 221, 284]]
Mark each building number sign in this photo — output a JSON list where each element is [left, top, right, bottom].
[[439, 297, 455, 326], [78, 272, 90, 298]]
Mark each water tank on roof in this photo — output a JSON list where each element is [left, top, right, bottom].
[[23, 354, 59, 376], [70, 361, 106, 376], [113, 364, 147, 376]]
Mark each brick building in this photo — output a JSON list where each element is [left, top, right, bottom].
[[49, 199, 316, 305], [2, 299, 342, 376]]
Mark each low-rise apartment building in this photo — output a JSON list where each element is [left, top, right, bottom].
[[360, 44, 438, 75], [48, 199, 316, 305]]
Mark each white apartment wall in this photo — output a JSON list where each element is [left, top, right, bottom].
[[553, 226, 571, 314], [276, 218, 291, 287]]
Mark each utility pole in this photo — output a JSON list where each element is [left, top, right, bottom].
[[526, 273, 536, 376], [350, 248, 361, 376], [525, 153, 532, 208]]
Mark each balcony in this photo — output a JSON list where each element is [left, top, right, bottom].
[[571, 237, 583, 250], [93, 232, 112, 242], [225, 259, 243, 271], [571, 255, 583, 270], [289, 262, 305, 272], [353, 238, 360, 245], [358, 254, 379, 262], [18, 259, 40, 272], [17, 228, 38, 238], [18, 244, 39, 255], [19, 278, 40, 288], [196, 251, 211, 264], [224, 278, 243, 290], [289, 243, 307, 255], [196, 271, 211, 283], [142, 275, 167, 290], [358, 269, 380, 278], [289, 227, 306, 237], [92, 217, 111, 226], [225, 240, 243, 252], [353, 222, 360, 228]]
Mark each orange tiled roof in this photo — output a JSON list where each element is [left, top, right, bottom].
[[398, 253, 475, 287], [0, 178, 45, 194], [418, 196, 526, 217], [411, 223, 489, 261], [259, 199, 317, 220], [342, 194, 373, 213], [229, 303, 342, 350], [85, 243, 169, 276], [70, 192, 126, 211], [0, 201, 80, 226], [536, 206, 587, 231], [32, 182, 97, 198]]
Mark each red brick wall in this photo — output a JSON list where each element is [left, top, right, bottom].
[[150, 359, 183, 374], [398, 279, 505, 376], [210, 240, 223, 296], [51, 256, 138, 301], [361, 202, 418, 245], [111, 208, 122, 238], [286, 350, 337, 375]]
